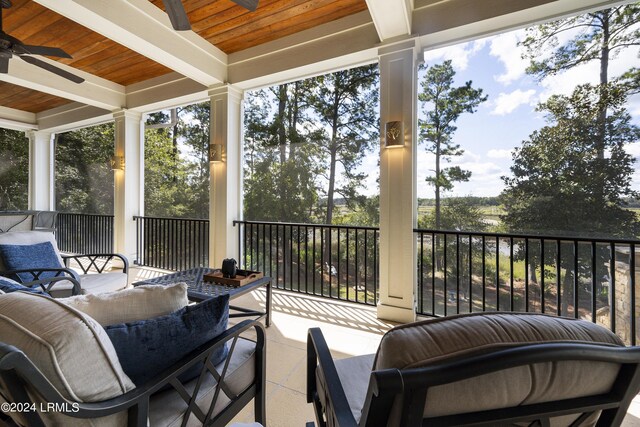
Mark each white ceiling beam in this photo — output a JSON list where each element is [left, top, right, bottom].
[[126, 72, 208, 113], [1, 57, 125, 111], [228, 12, 380, 90], [414, 0, 628, 50], [0, 106, 37, 131], [33, 0, 227, 87], [36, 103, 112, 133], [365, 0, 413, 41]]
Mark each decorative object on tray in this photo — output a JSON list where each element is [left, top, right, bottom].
[[203, 268, 263, 287]]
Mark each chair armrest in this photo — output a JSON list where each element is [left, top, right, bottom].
[[307, 327, 358, 427], [2, 269, 82, 296], [62, 253, 129, 275], [0, 319, 265, 426]]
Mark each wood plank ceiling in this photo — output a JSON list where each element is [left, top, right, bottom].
[[1, 0, 368, 114]]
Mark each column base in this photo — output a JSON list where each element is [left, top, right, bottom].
[[377, 303, 416, 323]]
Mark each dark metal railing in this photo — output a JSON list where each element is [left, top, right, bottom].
[[234, 220, 379, 305], [134, 216, 209, 271], [415, 228, 640, 345], [56, 212, 114, 254]]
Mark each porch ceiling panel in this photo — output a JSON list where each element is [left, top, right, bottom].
[[0, 82, 71, 113], [4, 0, 172, 86], [152, 0, 369, 53]]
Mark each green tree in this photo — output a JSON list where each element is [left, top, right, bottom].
[[243, 83, 322, 222], [418, 198, 488, 232], [308, 64, 379, 225], [520, 4, 640, 158], [501, 84, 639, 239], [0, 128, 29, 210], [55, 124, 114, 214], [418, 60, 487, 229]]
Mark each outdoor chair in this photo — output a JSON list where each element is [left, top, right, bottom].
[[307, 312, 640, 427], [0, 291, 266, 426], [0, 230, 128, 297]]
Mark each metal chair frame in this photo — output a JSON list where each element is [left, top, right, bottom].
[[307, 327, 640, 427], [0, 319, 266, 427]]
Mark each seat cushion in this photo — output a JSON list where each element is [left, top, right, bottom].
[[373, 312, 624, 422], [0, 230, 64, 272], [59, 282, 189, 326], [80, 272, 129, 294], [0, 292, 135, 426], [149, 337, 257, 427], [316, 353, 374, 423], [105, 294, 230, 386]]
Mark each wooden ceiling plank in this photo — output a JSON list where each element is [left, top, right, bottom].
[[190, 0, 276, 32], [219, 2, 368, 52], [198, 0, 319, 39]]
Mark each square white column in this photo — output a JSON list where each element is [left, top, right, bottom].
[[113, 110, 144, 262], [208, 85, 243, 267], [377, 39, 420, 323], [27, 131, 55, 211]]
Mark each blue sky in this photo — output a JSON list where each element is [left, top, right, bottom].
[[356, 25, 640, 199]]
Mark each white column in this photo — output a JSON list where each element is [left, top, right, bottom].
[[113, 110, 144, 262], [27, 130, 55, 211], [377, 39, 420, 323], [208, 85, 243, 267]]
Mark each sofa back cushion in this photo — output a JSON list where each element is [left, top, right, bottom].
[[374, 312, 624, 421], [59, 283, 189, 326], [0, 292, 135, 400], [0, 231, 64, 273]]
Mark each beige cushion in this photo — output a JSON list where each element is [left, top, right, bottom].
[[46, 272, 130, 298], [374, 312, 623, 423], [60, 283, 189, 326], [149, 337, 257, 427], [0, 292, 135, 426], [0, 214, 33, 234], [0, 230, 64, 272]]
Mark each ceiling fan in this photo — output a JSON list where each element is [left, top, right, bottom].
[[0, 0, 84, 83], [162, 0, 259, 31]]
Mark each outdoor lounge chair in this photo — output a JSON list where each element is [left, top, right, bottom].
[[0, 291, 266, 426], [0, 230, 128, 297], [307, 312, 640, 427]]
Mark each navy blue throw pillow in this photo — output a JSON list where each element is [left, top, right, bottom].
[[105, 294, 230, 386], [0, 241, 63, 283], [0, 276, 48, 295]]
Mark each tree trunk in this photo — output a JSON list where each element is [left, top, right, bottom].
[[596, 10, 610, 160]]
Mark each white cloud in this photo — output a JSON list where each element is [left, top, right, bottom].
[[626, 142, 640, 157], [490, 89, 536, 115], [487, 149, 513, 159], [424, 39, 487, 71], [489, 30, 529, 85]]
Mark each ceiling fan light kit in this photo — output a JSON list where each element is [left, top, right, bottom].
[[0, 0, 84, 83]]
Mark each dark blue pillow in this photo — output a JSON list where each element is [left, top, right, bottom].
[[0, 276, 48, 295], [105, 294, 230, 386], [0, 241, 63, 283]]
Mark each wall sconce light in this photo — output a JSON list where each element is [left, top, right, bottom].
[[110, 155, 125, 171], [209, 143, 223, 163], [385, 121, 403, 148]]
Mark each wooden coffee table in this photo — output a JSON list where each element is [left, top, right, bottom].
[[133, 267, 272, 327]]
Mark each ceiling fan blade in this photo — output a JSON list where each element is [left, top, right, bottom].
[[0, 56, 8, 73], [162, 0, 191, 31], [231, 0, 258, 12], [18, 44, 72, 59], [19, 55, 84, 83]]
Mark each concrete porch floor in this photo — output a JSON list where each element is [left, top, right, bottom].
[[128, 266, 640, 426]]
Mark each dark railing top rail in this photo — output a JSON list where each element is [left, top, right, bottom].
[[58, 212, 114, 218], [233, 219, 379, 232], [134, 215, 208, 222], [414, 227, 640, 246]]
